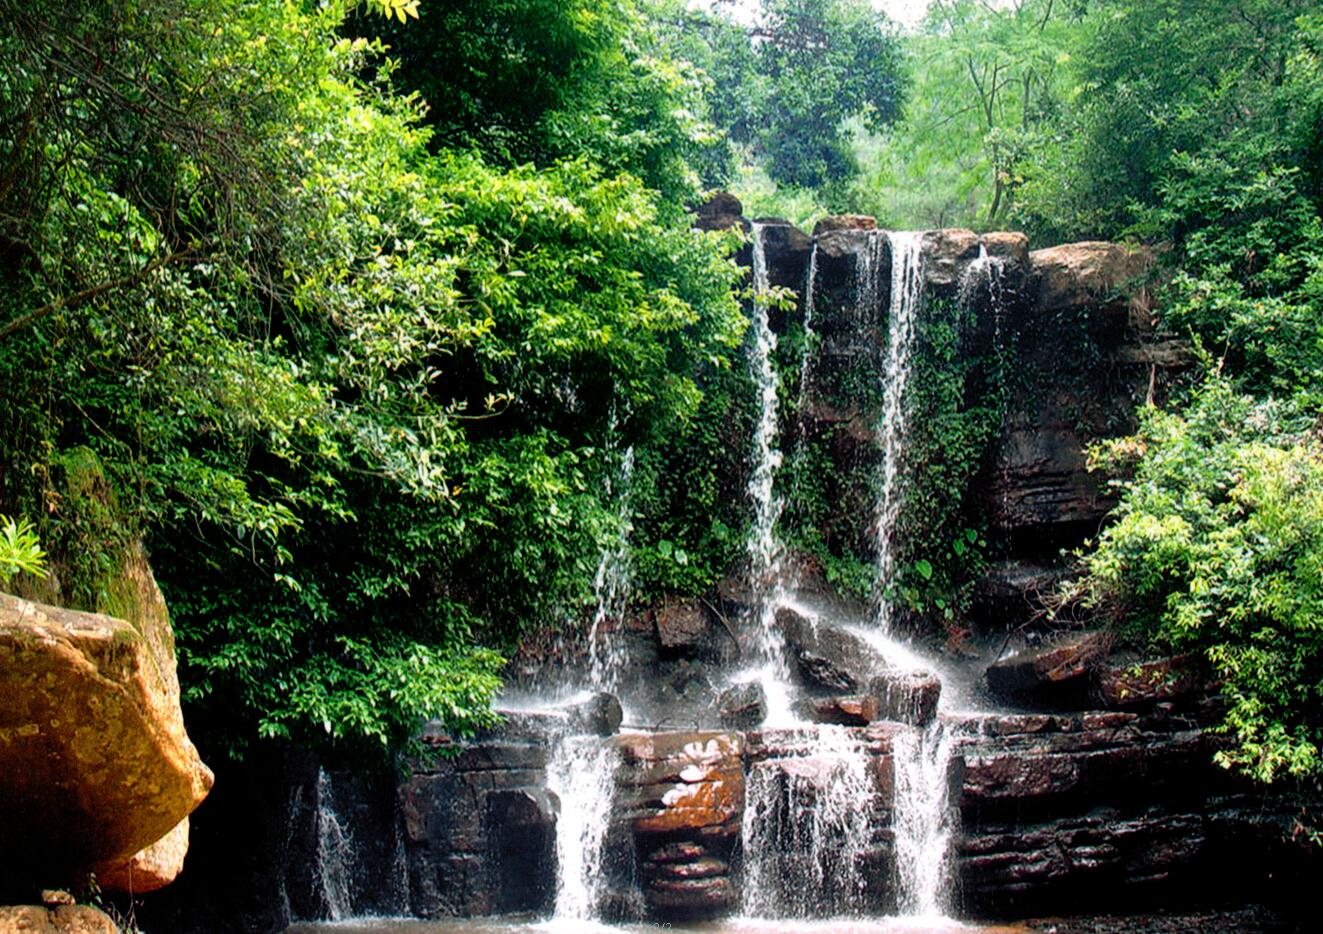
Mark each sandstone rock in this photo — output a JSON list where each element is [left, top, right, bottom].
[[655, 598, 711, 655], [91, 816, 190, 893], [1098, 655, 1200, 708], [812, 214, 877, 235], [985, 631, 1108, 703], [981, 231, 1031, 267], [0, 592, 213, 881], [0, 906, 120, 934], [614, 730, 743, 921], [717, 682, 766, 729], [921, 228, 981, 286], [1030, 241, 1152, 312], [795, 694, 879, 726]]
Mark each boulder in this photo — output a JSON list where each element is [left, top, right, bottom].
[[812, 214, 877, 235], [1098, 655, 1200, 708], [717, 682, 766, 730], [0, 906, 119, 934], [795, 694, 879, 726], [868, 669, 941, 726], [0, 592, 213, 882], [693, 192, 746, 232], [921, 228, 981, 287], [91, 816, 191, 894], [1030, 241, 1152, 313], [491, 691, 623, 738], [985, 631, 1109, 703], [980, 231, 1031, 267], [777, 607, 887, 694]]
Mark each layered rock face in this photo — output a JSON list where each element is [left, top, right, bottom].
[[0, 584, 212, 891]]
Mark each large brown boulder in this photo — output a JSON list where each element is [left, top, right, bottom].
[[1030, 241, 1152, 312], [0, 590, 213, 884]]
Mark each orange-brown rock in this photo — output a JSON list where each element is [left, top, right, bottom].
[[922, 228, 981, 285], [812, 214, 877, 235], [0, 590, 213, 881], [1030, 240, 1152, 312], [90, 816, 191, 894], [0, 905, 120, 933], [981, 231, 1031, 266]]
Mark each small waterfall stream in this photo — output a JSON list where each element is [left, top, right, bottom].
[[587, 444, 636, 693], [546, 735, 618, 923], [873, 231, 924, 633], [313, 769, 354, 922], [743, 221, 796, 726]]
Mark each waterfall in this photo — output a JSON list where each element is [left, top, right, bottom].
[[743, 222, 796, 726], [746, 222, 785, 595], [892, 721, 960, 918], [546, 734, 618, 922], [874, 231, 924, 632], [313, 769, 354, 922], [587, 443, 636, 692], [742, 726, 879, 918]]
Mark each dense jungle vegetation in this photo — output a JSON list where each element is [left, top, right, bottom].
[[1, 0, 1321, 785]]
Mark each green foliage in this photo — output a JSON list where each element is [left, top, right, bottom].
[[0, 514, 46, 585], [1077, 379, 1323, 781], [370, 0, 727, 205], [1011, 0, 1318, 241], [668, 0, 907, 196], [890, 295, 1007, 627], [851, 0, 1076, 228], [0, 0, 743, 755]]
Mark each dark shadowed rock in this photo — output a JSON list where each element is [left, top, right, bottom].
[[717, 682, 766, 729], [655, 598, 712, 656], [693, 192, 746, 232], [985, 631, 1109, 703], [566, 692, 624, 736], [778, 607, 887, 694], [973, 561, 1074, 631]]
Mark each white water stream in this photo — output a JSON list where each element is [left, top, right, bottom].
[[873, 232, 924, 633], [546, 734, 618, 922], [587, 444, 636, 693]]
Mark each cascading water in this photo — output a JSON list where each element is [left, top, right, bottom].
[[742, 726, 880, 918], [545, 734, 618, 923], [742, 221, 796, 726], [892, 723, 960, 918], [587, 443, 636, 693], [304, 767, 410, 923], [874, 231, 924, 633], [313, 768, 354, 922]]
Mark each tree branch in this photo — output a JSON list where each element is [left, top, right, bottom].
[[0, 248, 191, 341]]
